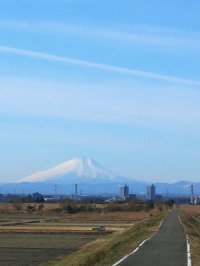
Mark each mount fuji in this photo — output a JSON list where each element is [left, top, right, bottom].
[[17, 157, 134, 184], [2, 157, 199, 195]]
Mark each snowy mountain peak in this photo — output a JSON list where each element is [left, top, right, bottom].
[[17, 157, 117, 183]]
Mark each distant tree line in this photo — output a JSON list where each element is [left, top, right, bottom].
[[9, 196, 174, 214], [55, 198, 174, 214]]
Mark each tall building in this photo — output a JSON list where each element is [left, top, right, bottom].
[[75, 184, 78, 196], [146, 184, 156, 201], [190, 184, 194, 204], [120, 184, 129, 198]]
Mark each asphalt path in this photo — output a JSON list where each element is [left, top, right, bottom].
[[116, 209, 187, 266]]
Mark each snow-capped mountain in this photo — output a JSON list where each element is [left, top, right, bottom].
[[17, 157, 122, 183], [10, 157, 200, 194]]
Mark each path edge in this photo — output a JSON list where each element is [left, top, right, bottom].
[[112, 219, 164, 266], [179, 214, 192, 266]]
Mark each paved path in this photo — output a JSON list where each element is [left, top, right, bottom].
[[116, 209, 187, 266]]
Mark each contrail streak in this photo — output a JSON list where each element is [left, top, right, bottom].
[[0, 45, 199, 86]]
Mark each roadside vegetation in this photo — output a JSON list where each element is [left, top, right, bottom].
[[180, 205, 200, 266], [41, 211, 167, 266]]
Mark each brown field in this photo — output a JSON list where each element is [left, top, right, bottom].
[[0, 233, 102, 266], [0, 204, 158, 265], [180, 204, 200, 216], [0, 203, 159, 216], [71, 210, 159, 220], [0, 203, 60, 213]]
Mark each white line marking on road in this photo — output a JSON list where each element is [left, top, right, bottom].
[[112, 219, 163, 266], [179, 215, 192, 266], [186, 235, 192, 266]]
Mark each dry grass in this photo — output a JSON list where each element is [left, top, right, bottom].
[[180, 205, 200, 266], [0, 203, 159, 218], [180, 205, 200, 216], [71, 210, 159, 221], [0, 226, 93, 232], [0, 225, 121, 233], [0, 203, 61, 213]]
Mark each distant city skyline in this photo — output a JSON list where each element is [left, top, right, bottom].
[[1, 1, 200, 183]]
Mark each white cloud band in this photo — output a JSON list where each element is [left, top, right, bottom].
[[0, 45, 200, 86]]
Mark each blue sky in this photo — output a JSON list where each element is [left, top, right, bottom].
[[0, 0, 200, 183]]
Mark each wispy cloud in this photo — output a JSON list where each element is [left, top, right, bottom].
[[1, 76, 200, 131], [0, 45, 199, 86], [1, 20, 200, 52]]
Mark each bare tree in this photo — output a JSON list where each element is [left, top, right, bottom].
[[12, 198, 23, 213], [38, 204, 44, 212], [59, 198, 72, 209], [155, 200, 165, 211]]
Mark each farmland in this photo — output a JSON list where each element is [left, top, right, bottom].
[[0, 233, 100, 266], [0, 203, 159, 265]]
